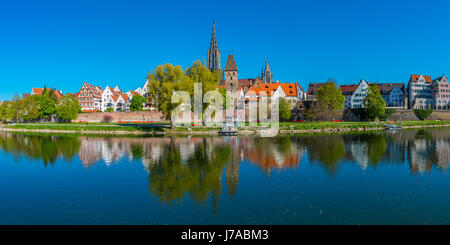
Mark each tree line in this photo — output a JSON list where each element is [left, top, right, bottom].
[[0, 87, 81, 123]]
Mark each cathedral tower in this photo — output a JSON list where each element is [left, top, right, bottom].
[[261, 58, 274, 83], [208, 21, 221, 72]]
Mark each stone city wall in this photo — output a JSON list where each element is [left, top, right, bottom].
[[75, 111, 164, 123]]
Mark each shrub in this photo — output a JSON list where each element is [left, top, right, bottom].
[[378, 108, 395, 121], [105, 108, 114, 112], [102, 114, 113, 123], [414, 109, 433, 120]]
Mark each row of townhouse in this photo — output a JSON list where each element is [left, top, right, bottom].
[[307, 74, 450, 110], [308, 80, 406, 109], [407, 74, 450, 109], [339, 80, 406, 109], [73, 82, 153, 112], [243, 81, 306, 107]]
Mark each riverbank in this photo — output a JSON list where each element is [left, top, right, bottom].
[[1, 121, 450, 136]]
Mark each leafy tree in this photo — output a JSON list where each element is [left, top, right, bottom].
[[130, 94, 146, 111], [0, 102, 17, 122], [185, 60, 221, 95], [363, 84, 386, 121], [105, 107, 114, 112], [146, 61, 221, 124], [378, 108, 395, 121], [309, 82, 345, 121], [35, 94, 56, 119], [279, 98, 292, 122], [146, 63, 186, 121], [17, 96, 39, 121], [414, 109, 433, 120], [316, 82, 345, 111], [56, 94, 81, 121]]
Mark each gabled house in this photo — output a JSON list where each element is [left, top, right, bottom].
[[101, 86, 130, 112], [339, 80, 369, 109], [407, 74, 433, 109], [432, 74, 450, 110], [75, 82, 103, 112], [376, 83, 405, 108]]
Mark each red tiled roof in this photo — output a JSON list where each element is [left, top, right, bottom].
[[410, 75, 432, 83], [279, 83, 298, 97], [54, 90, 63, 99], [32, 88, 43, 95], [77, 82, 102, 99], [31, 87, 62, 99], [339, 85, 359, 93], [247, 82, 299, 97], [128, 90, 139, 96], [247, 83, 279, 96]]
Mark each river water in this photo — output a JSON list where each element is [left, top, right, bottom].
[[0, 129, 449, 224]]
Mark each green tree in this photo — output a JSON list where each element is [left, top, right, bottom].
[[130, 94, 146, 111], [279, 98, 291, 122], [56, 94, 81, 121], [316, 82, 345, 111], [35, 94, 56, 119], [17, 96, 39, 121], [146, 61, 221, 124], [105, 107, 114, 112], [0, 101, 17, 122], [185, 60, 221, 95], [414, 109, 433, 120], [146, 63, 186, 121], [315, 82, 345, 120], [363, 84, 386, 121]]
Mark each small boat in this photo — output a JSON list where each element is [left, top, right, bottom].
[[385, 123, 402, 130], [218, 125, 238, 136]]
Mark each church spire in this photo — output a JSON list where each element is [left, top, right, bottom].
[[262, 58, 273, 83], [208, 20, 221, 71], [265, 58, 271, 73]]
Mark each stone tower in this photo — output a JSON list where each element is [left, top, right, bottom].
[[224, 54, 239, 92], [207, 21, 221, 72], [261, 58, 274, 83]]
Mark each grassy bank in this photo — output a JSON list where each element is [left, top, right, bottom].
[[2, 124, 164, 132], [276, 120, 450, 130], [1, 120, 450, 135]]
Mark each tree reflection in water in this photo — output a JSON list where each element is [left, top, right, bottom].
[[0, 133, 80, 166], [0, 129, 448, 209]]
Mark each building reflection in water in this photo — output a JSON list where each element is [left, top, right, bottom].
[[0, 128, 448, 208]]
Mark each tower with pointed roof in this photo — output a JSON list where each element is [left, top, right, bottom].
[[208, 21, 221, 72], [224, 55, 239, 92], [261, 58, 274, 83]]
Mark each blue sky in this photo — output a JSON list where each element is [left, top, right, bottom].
[[1, 0, 450, 100]]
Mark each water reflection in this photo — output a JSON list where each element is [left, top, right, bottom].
[[0, 129, 449, 206]]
